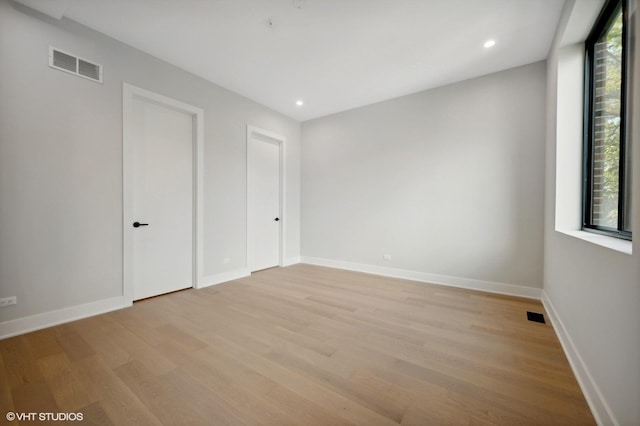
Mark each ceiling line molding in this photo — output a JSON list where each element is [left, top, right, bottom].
[[13, 0, 70, 20]]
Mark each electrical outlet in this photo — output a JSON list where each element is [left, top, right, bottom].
[[223, 258, 231, 264], [383, 254, 392, 261], [0, 296, 17, 307]]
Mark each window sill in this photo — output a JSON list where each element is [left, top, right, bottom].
[[558, 230, 633, 255]]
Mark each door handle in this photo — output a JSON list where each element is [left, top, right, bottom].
[[274, 218, 280, 222], [133, 221, 149, 228]]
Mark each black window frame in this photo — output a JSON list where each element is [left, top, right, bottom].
[[583, 0, 632, 240]]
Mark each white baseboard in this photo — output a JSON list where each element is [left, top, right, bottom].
[[198, 268, 250, 289], [0, 296, 128, 340], [541, 291, 617, 426], [282, 256, 301, 267], [300, 256, 542, 299], [1, 267, 253, 339]]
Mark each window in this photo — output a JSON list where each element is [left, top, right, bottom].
[[583, 0, 632, 240]]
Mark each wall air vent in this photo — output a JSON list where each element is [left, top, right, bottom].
[[49, 47, 103, 83]]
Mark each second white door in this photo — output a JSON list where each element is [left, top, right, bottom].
[[131, 97, 193, 300], [249, 133, 281, 272]]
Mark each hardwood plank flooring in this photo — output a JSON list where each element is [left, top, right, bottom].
[[0, 264, 595, 425]]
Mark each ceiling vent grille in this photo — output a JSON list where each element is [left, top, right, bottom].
[[49, 47, 103, 83]]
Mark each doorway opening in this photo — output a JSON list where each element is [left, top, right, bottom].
[[247, 126, 286, 273], [122, 83, 204, 304]]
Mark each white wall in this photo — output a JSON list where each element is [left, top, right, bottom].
[[301, 62, 546, 293], [0, 0, 301, 329], [543, 1, 640, 425]]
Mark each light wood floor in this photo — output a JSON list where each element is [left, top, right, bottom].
[[1, 264, 594, 425]]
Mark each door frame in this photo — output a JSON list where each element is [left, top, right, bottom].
[[122, 83, 204, 305], [246, 125, 286, 272]]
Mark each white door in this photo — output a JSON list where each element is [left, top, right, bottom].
[[249, 134, 281, 272], [131, 98, 193, 300]]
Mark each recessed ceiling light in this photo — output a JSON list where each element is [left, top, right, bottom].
[[296, 100, 304, 106], [484, 39, 496, 48]]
